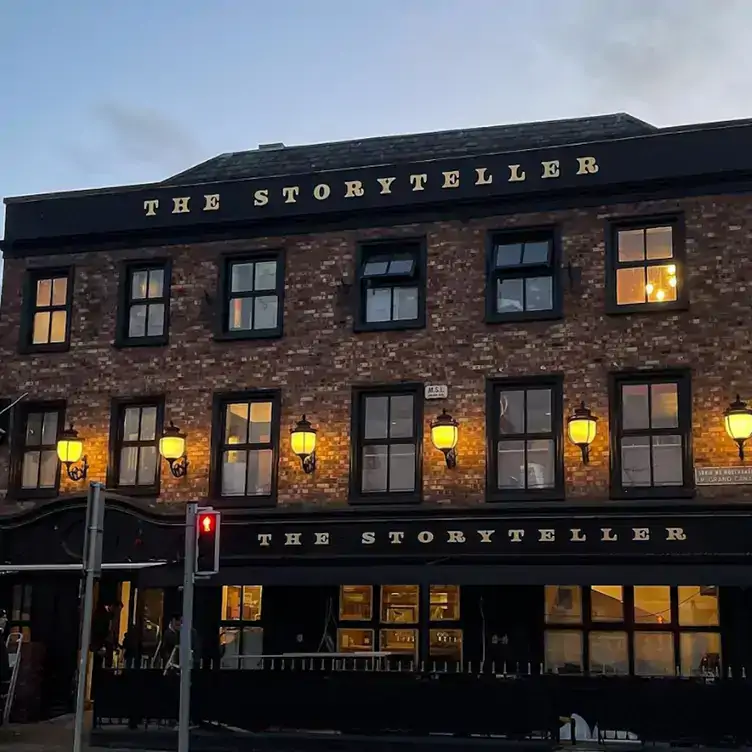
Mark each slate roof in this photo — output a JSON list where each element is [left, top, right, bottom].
[[164, 113, 656, 186]]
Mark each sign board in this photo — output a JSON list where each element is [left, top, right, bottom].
[[695, 466, 752, 486], [425, 384, 448, 400]]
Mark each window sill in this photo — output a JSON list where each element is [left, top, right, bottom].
[[486, 490, 565, 504], [353, 318, 425, 334], [348, 494, 423, 506], [113, 337, 169, 349], [7, 487, 61, 502], [18, 342, 70, 355], [605, 300, 689, 316], [609, 486, 695, 501], [485, 310, 563, 325], [213, 329, 283, 342]]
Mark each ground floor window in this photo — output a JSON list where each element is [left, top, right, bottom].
[[336, 584, 462, 662], [9, 583, 32, 642], [544, 585, 721, 676], [220, 585, 263, 668]]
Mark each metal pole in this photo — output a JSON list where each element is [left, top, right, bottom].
[[178, 502, 198, 752], [73, 481, 105, 752]]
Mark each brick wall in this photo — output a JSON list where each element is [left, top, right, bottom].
[[0, 193, 750, 511]]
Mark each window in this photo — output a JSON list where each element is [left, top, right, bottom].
[[355, 240, 426, 331], [544, 585, 721, 677], [340, 586, 373, 621], [21, 269, 73, 352], [212, 391, 280, 505], [486, 228, 560, 322], [380, 585, 419, 659], [9, 583, 32, 642], [607, 217, 687, 313], [486, 377, 564, 501], [350, 386, 422, 503], [610, 371, 693, 498], [220, 585, 263, 669], [110, 400, 163, 493], [11, 402, 64, 497], [117, 262, 170, 346], [429, 586, 462, 662], [218, 254, 284, 339]]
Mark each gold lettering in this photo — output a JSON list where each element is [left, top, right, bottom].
[[257, 533, 272, 546], [447, 530, 466, 543], [144, 199, 159, 216], [254, 189, 269, 206], [344, 180, 364, 198], [475, 167, 493, 185], [417, 530, 434, 544], [570, 528, 587, 542], [313, 183, 331, 201], [410, 173, 428, 191], [508, 164, 526, 182], [282, 186, 300, 203], [601, 528, 618, 541], [477, 530, 495, 543], [442, 170, 460, 188], [508, 529, 524, 543], [285, 533, 302, 546], [171, 197, 190, 214], [203, 194, 220, 211], [539, 529, 555, 542], [361, 531, 376, 544], [541, 160, 560, 179], [666, 527, 686, 541], [314, 532, 330, 545], [632, 527, 650, 541], [576, 156, 599, 175], [389, 531, 405, 544], [377, 177, 396, 194]]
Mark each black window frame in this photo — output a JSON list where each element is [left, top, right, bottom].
[[9, 400, 66, 500], [115, 259, 172, 348], [485, 375, 565, 503], [354, 238, 427, 333], [608, 369, 694, 500], [216, 251, 285, 341], [349, 383, 424, 505], [19, 267, 75, 354], [210, 389, 282, 508], [485, 227, 562, 324], [606, 215, 688, 315], [107, 396, 165, 497]]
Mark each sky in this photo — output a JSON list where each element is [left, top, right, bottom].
[[2, 0, 752, 246]]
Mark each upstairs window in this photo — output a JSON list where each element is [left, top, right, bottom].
[[610, 371, 693, 498], [355, 240, 426, 331], [486, 229, 560, 322], [21, 269, 73, 352], [11, 402, 64, 498], [607, 218, 686, 313], [219, 254, 284, 339], [110, 400, 164, 494], [117, 262, 170, 346]]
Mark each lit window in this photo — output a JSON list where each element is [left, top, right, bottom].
[[678, 586, 719, 627], [634, 586, 672, 624], [381, 585, 419, 624], [591, 586, 624, 622], [544, 585, 582, 625], [339, 586, 373, 621], [120, 264, 169, 344], [23, 271, 72, 349]]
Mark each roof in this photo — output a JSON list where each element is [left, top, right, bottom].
[[164, 113, 656, 186]]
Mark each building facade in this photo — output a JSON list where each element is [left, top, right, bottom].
[[1, 113, 752, 737]]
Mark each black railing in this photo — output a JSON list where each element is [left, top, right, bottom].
[[93, 659, 752, 746]]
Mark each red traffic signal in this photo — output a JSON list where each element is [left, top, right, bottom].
[[195, 509, 220, 575]]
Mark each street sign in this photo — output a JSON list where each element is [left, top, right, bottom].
[[695, 466, 752, 486]]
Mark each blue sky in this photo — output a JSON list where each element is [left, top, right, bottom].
[[1, 0, 751, 241]]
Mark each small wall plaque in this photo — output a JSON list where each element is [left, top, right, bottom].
[[425, 384, 448, 400], [695, 466, 752, 486]]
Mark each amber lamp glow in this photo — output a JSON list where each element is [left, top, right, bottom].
[[724, 395, 752, 461], [431, 409, 459, 469], [159, 421, 189, 477], [57, 425, 88, 481], [567, 402, 597, 465], [291, 415, 317, 474]]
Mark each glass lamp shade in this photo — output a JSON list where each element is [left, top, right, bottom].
[[430, 410, 459, 452], [57, 426, 84, 463], [291, 416, 317, 458], [159, 423, 186, 460], [567, 402, 597, 447], [724, 396, 752, 442]]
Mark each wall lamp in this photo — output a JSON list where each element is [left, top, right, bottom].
[[159, 421, 189, 478], [724, 395, 752, 461], [291, 415, 317, 474], [567, 402, 598, 465], [431, 409, 459, 469], [57, 425, 89, 481]]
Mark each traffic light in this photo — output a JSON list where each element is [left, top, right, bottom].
[[195, 509, 221, 575]]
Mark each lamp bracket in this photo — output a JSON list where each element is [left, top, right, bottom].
[[66, 456, 89, 482], [301, 452, 316, 474], [168, 456, 189, 478]]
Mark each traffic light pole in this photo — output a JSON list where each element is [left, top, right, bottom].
[[178, 502, 198, 752]]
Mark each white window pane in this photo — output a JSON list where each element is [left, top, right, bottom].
[[246, 449, 273, 495], [526, 439, 554, 488], [389, 444, 415, 491], [634, 632, 675, 676], [49, 310, 67, 343], [389, 395, 414, 439], [140, 407, 157, 441], [137, 446, 158, 486], [119, 447, 138, 486], [25, 413, 43, 446], [499, 391, 525, 434], [39, 450, 58, 488], [220, 627, 241, 669], [241, 627, 264, 669], [362, 445, 387, 492], [525, 277, 552, 311], [148, 269, 164, 298], [680, 632, 721, 677], [129, 305, 147, 338], [589, 631, 628, 675], [522, 241, 549, 265], [229, 297, 253, 330], [497, 278, 523, 313], [621, 436, 651, 486], [622, 385, 650, 430], [231, 263, 254, 293], [645, 226, 673, 260], [254, 261, 277, 291], [392, 287, 418, 321], [146, 304, 165, 337], [544, 630, 582, 674], [498, 440, 524, 489], [652, 436, 683, 485], [364, 396, 389, 440], [123, 408, 141, 441], [366, 288, 391, 322], [222, 451, 247, 496], [650, 383, 678, 428], [32, 312, 50, 344], [253, 295, 278, 330], [21, 452, 40, 489], [131, 271, 149, 300], [618, 229, 644, 262], [526, 390, 551, 433], [495, 244, 522, 267], [41, 412, 58, 445]]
